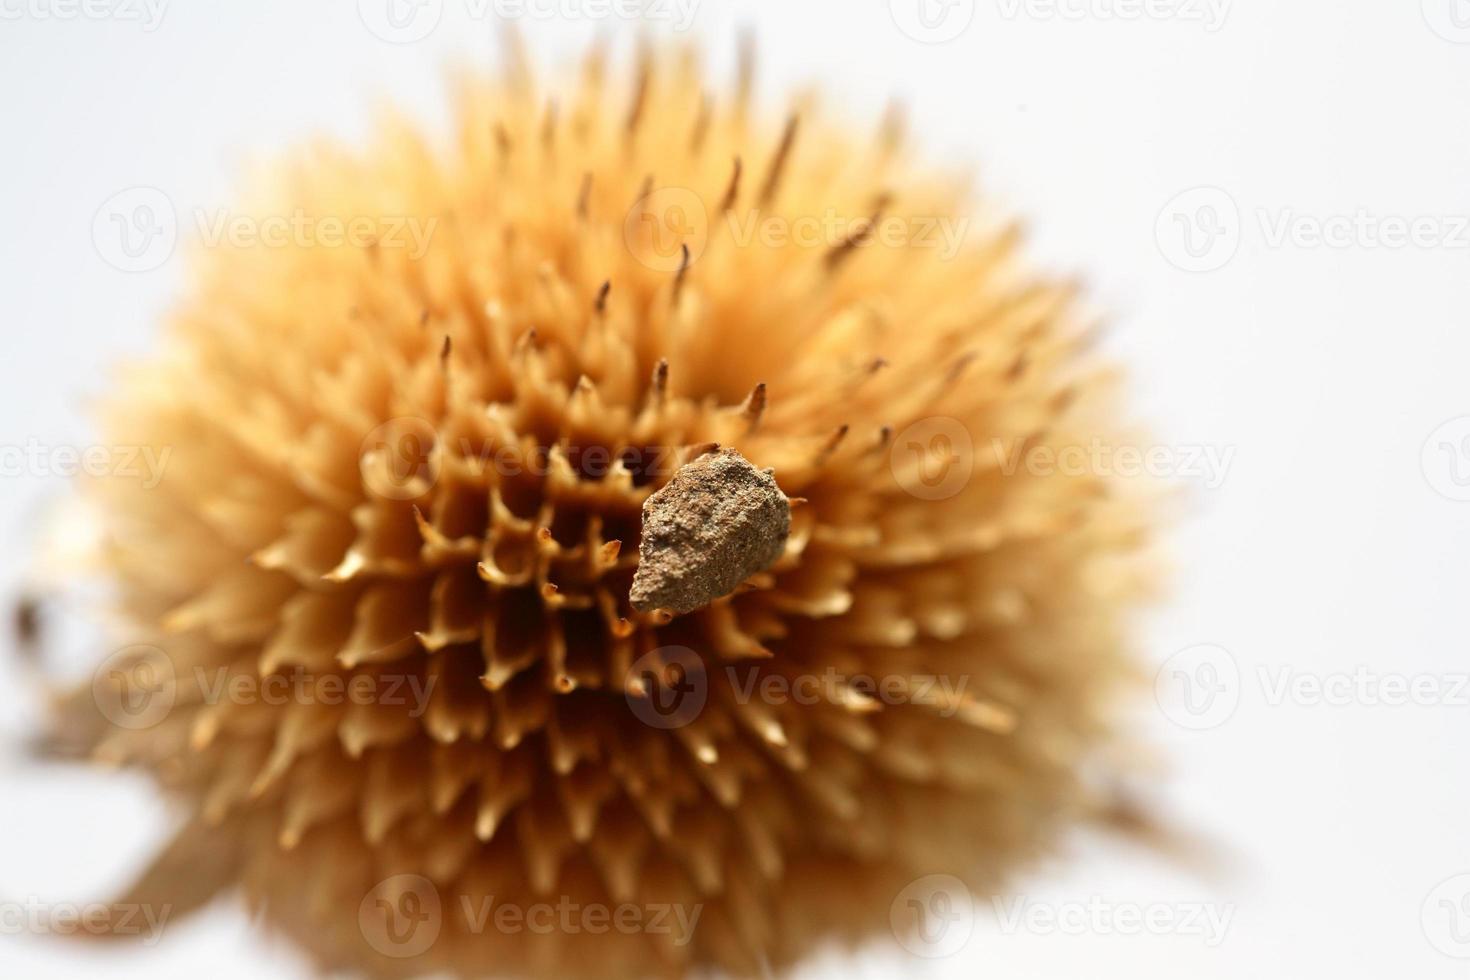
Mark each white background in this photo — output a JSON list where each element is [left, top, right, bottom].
[[2, 1, 1469, 977]]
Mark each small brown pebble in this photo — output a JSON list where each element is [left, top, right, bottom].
[[630, 448, 791, 615]]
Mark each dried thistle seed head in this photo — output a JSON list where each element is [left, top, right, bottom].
[[48, 40, 1151, 980], [630, 448, 791, 615]]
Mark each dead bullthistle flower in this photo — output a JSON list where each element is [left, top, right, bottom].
[[53, 40, 1151, 980]]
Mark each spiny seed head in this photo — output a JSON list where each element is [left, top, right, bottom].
[[57, 41, 1150, 980]]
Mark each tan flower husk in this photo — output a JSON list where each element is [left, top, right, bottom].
[[56, 40, 1154, 980]]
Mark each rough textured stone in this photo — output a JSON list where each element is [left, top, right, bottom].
[[629, 448, 791, 614]]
